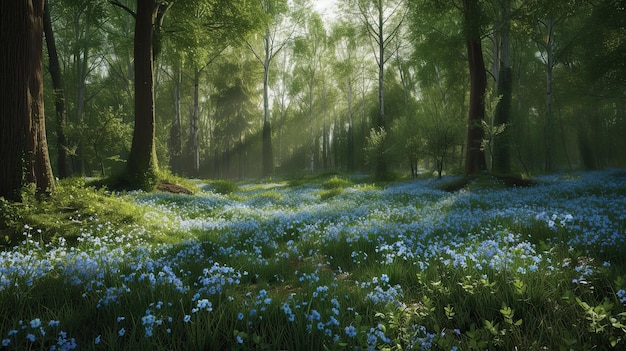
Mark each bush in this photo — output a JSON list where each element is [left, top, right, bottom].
[[208, 179, 238, 195], [364, 127, 393, 181], [322, 176, 353, 190]]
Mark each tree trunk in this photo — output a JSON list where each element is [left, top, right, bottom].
[[29, 0, 56, 195], [262, 27, 274, 176], [125, 0, 159, 190], [544, 18, 554, 172], [347, 78, 355, 172], [491, 0, 512, 174], [374, 1, 387, 180], [191, 67, 200, 175], [168, 62, 182, 174], [262, 120, 273, 176], [1, 1, 31, 200], [0, 0, 55, 200], [463, 0, 487, 175], [43, 0, 70, 179]]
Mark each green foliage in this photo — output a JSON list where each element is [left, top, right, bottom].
[[322, 176, 353, 190], [208, 179, 239, 195], [0, 178, 144, 246], [364, 127, 393, 181], [319, 187, 343, 200], [65, 105, 132, 177]]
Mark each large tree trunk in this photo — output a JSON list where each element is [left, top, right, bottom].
[[0, 0, 55, 201], [463, 0, 488, 175], [125, 0, 159, 190], [43, 0, 70, 179], [1, 1, 31, 200]]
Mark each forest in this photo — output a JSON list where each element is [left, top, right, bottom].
[[1, 0, 625, 194], [0, 0, 625, 350]]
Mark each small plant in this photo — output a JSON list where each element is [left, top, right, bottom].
[[319, 188, 343, 200], [208, 179, 238, 195], [322, 176, 353, 190]]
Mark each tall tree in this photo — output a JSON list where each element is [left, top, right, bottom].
[[525, 0, 586, 172], [246, 0, 302, 177], [346, 0, 407, 179], [1, 0, 56, 200], [462, 0, 488, 175], [43, 0, 71, 179], [490, 0, 513, 174], [330, 22, 361, 172], [292, 12, 327, 172], [124, 0, 161, 190]]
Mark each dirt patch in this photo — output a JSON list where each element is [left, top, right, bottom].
[[157, 182, 194, 195]]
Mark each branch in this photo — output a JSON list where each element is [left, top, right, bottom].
[[110, 0, 136, 18]]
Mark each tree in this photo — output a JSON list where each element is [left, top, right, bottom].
[[345, 0, 408, 179], [330, 21, 362, 172], [1, 0, 56, 200], [462, 0, 488, 175], [246, 0, 302, 177], [43, 0, 70, 179], [292, 12, 328, 172], [524, 0, 589, 172], [490, 0, 514, 174], [124, 0, 161, 190]]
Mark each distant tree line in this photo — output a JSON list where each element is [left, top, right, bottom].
[[1, 0, 624, 198]]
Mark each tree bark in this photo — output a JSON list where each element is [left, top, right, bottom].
[[1, 1, 31, 200], [29, 0, 56, 194], [168, 62, 182, 174], [125, 0, 159, 190], [262, 26, 274, 176], [190, 67, 200, 175], [0, 0, 55, 200], [463, 0, 487, 175], [43, 0, 70, 179]]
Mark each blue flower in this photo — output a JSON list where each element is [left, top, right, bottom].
[[345, 325, 357, 338], [30, 318, 41, 329], [26, 333, 36, 342], [309, 309, 321, 321], [118, 328, 125, 337], [94, 335, 101, 344], [183, 315, 191, 323]]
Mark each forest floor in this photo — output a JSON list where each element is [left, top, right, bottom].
[[1, 169, 625, 350]]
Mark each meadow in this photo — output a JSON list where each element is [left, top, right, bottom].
[[1, 169, 625, 350]]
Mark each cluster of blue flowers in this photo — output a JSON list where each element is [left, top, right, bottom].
[[1, 169, 624, 349]]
